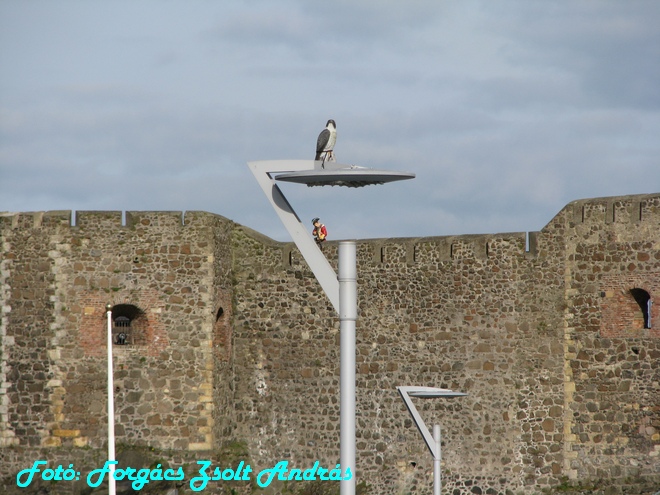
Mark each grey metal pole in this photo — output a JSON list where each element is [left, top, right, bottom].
[[339, 242, 357, 495], [105, 305, 116, 495], [433, 424, 441, 495]]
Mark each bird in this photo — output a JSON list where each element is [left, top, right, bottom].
[[315, 119, 337, 167]]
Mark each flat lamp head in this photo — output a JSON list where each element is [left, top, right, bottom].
[[399, 386, 468, 399], [275, 165, 415, 188]]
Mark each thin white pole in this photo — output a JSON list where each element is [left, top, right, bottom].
[[106, 305, 116, 495], [433, 424, 441, 495], [339, 242, 357, 495]]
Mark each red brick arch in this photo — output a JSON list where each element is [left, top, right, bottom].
[[600, 273, 659, 338], [77, 289, 168, 356]]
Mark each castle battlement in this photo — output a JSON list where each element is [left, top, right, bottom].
[[2, 192, 657, 252], [0, 209, 236, 230], [562, 193, 659, 225]]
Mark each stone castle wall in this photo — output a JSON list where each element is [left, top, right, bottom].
[[561, 197, 660, 482], [230, 215, 568, 494], [1, 193, 659, 494], [0, 210, 234, 455]]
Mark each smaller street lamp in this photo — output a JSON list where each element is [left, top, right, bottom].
[[397, 386, 468, 495]]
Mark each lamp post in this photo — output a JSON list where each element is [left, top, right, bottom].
[[338, 241, 357, 485], [105, 304, 117, 495], [397, 386, 468, 495], [248, 160, 414, 495]]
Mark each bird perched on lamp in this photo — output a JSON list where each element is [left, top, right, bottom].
[[315, 119, 337, 167]]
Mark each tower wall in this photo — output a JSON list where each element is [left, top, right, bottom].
[[0, 210, 235, 456]]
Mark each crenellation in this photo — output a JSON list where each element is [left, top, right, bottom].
[[74, 210, 123, 229], [31, 212, 45, 228], [572, 202, 585, 224], [387, 242, 408, 264], [414, 236, 454, 263], [1, 212, 41, 230], [125, 210, 184, 228], [484, 232, 527, 258], [613, 199, 634, 224], [0, 212, 14, 229], [405, 239, 419, 265], [605, 199, 615, 224], [641, 195, 660, 222], [582, 200, 608, 224], [449, 235, 490, 259], [41, 211, 72, 228]]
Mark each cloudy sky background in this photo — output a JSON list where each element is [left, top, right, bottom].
[[1, 1, 659, 241]]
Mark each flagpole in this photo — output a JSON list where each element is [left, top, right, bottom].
[[105, 304, 117, 495]]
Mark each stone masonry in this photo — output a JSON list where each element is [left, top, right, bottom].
[[1, 193, 659, 494]]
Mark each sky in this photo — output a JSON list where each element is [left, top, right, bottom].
[[1, 0, 659, 242]]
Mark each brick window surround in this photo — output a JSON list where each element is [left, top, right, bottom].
[[600, 274, 659, 338]]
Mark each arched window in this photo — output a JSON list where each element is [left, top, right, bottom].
[[111, 304, 145, 345], [630, 288, 652, 329]]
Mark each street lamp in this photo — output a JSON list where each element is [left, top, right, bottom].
[[397, 386, 468, 495], [105, 304, 117, 495], [248, 159, 414, 495]]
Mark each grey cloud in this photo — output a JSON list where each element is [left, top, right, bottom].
[[486, 1, 660, 109], [1, 0, 659, 243]]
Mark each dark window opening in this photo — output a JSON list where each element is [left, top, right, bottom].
[[215, 307, 224, 321], [114, 316, 131, 327], [111, 304, 144, 345], [630, 288, 652, 329]]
